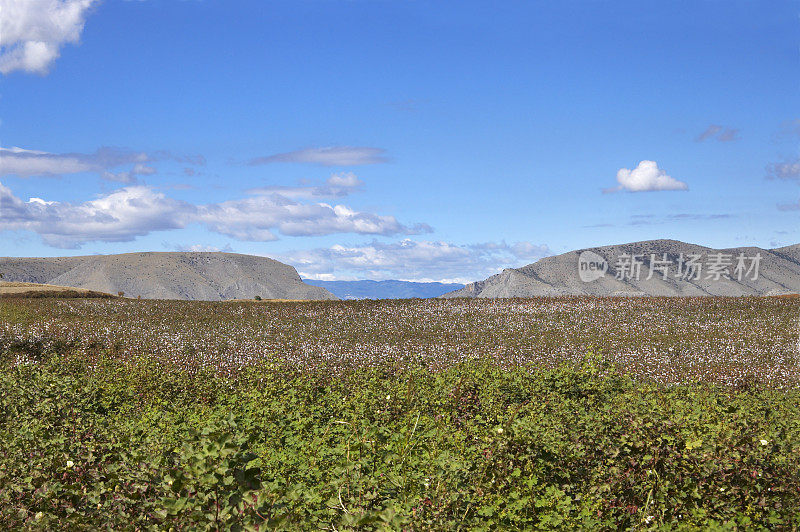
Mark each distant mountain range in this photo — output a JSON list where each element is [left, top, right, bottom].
[[304, 279, 464, 299], [2, 240, 798, 301], [443, 239, 800, 298], [0, 252, 336, 301]]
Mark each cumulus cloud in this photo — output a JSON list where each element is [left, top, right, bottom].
[[766, 159, 800, 182], [695, 124, 739, 142], [249, 146, 389, 166], [0, 183, 189, 248], [0, 145, 204, 182], [605, 160, 688, 193], [195, 195, 425, 242], [0, 0, 98, 74], [0, 180, 429, 248], [280, 239, 551, 283]]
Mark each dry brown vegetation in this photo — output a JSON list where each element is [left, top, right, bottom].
[[3, 296, 799, 387], [0, 282, 116, 299], [223, 298, 315, 303]]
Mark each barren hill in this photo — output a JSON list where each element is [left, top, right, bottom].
[[0, 252, 337, 301], [443, 239, 800, 298]]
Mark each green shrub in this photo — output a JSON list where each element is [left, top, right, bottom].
[[1, 348, 799, 530]]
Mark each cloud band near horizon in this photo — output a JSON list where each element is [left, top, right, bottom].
[[277, 239, 551, 284], [0, 178, 430, 248]]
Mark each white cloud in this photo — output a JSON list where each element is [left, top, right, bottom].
[[0, 146, 97, 176], [247, 172, 363, 198], [606, 160, 688, 193], [171, 243, 234, 253], [196, 195, 426, 242], [0, 145, 203, 182], [0, 183, 189, 248], [0, 0, 97, 74], [0, 180, 429, 248], [766, 159, 800, 182], [102, 163, 158, 184], [27, 197, 55, 206], [326, 171, 361, 188], [249, 146, 389, 166], [281, 239, 551, 283], [0, 146, 149, 178]]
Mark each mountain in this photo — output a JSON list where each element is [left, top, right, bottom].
[[442, 239, 800, 298], [0, 252, 337, 301], [303, 279, 465, 299]]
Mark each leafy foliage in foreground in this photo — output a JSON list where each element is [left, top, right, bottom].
[[1, 343, 799, 531]]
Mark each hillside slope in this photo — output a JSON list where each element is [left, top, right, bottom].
[[0, 252, 337, 301], [443, 239, 800, 298]]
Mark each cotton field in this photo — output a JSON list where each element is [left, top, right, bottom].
[[2, 297, 799, 387]]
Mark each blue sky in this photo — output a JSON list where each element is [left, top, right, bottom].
[[0, 0, 798, 282]]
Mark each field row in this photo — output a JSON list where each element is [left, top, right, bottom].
[[3, 297, 799, 387]]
